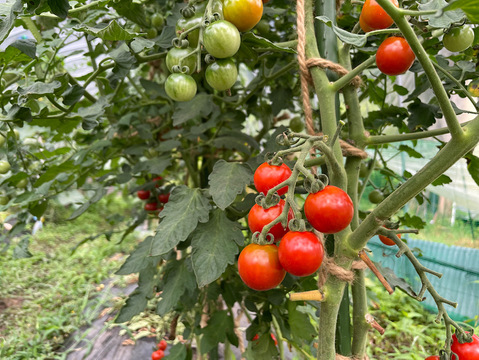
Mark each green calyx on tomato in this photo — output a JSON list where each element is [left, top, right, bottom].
[[304, 185, 354, 234], [376, 36, 415, 76], [0, 160, 11, 174], [165, 73, 197, 102], [203, 20, 241, 59], [166, 47, 197, 75], [238, 243, 285, 291], [176, 15, 203, 48], [205, 59, 238, 91], [451, 333, 479, 359], [223, 0, 263, 32], [253, 162, 292, 196], [278, 231, 324, 277], [247, 199, 294, 242], [443, 25, 474, 52]]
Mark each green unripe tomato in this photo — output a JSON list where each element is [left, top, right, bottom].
[[359, 162, 368, 178], [132, 24, 141, 33], [147, 27, 158, 39], [368, 189, 385, 204], [0, 134, 5, 147], [165, 73, 197, 102], [166, 47, 197, 75], [205, 59, 238, 91], [176, 15, 202, 48], [203, 20, 240, 59], [151, 13, 164, 28], [16, 178, 28, 189], [0, 160, 10, 174], [443, 25, 474, 52], [289, 117, 304, 132], [0, 195, 9, 206], [255, 19, 270, 35]]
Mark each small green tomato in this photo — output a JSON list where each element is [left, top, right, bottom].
[[165, 73, 197, 102]]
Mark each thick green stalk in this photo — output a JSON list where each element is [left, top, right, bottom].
[[375, 0, 464, 139], [348, 116, 479, 252], [351, 270, 368, 356]]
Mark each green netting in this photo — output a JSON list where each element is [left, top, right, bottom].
[[369, 236, 479, 321]]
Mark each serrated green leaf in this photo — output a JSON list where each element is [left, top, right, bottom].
[[132, 156, 171, 175], [191, 210, 243, 287], [164, 343, 187, 360], [62, 85, 84, 106], [172, 94, 218, 126], [288, 301, 316, 341], [116, 237, 162, 275], [398, 144, 423, 159], [75, 20, 137, 41], [419, 0, 465, 28], [316, 15, 367, 47], [157, 26, 176, 48], [398, 213, 426, 229], [431, 174, 452, 186], [208, 160, 253, 210], [130, 38, 156, 53], [18, 81, 62, 97], [156, 260, 197, 315], [150, 186, 211, 256], [374, 262, 423, 299], [243, 332, 279, 359], [407, 100, 439, 130], [7, 39, 36, 59], [465, 153, 479, 186], [13, 238, 33, 259], [111, 0, 150, 28], [47, 0, 70, 18], [116, 264, 158, 323], [445, 0, 479, 23], [200, 311, 236, 354], [68, 187, 106, 220], [241, 33, 296, 54]]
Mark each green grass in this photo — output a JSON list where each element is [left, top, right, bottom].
[[0, 195, 141, 360]]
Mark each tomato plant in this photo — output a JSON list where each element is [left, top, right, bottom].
[[16, 178, 28, 189], [205, 59, 238, 91], [376, 36, 415, 76], [278, 231, 324, 277], [166, 47, 197, 75], [0, 195, 9, 206], [247, 199, 293, 242], [223, 0, 263, 32], [176, 14, 202, 47], [238, 243, 285, 291], [368, 189, 384, 204], [0, 134, 5, 147], [359, 0, 398, 32], [451, 333, 479, 359], [0, 160, 11, 174], [144, 202, 159, 212], [157, 193, 170, 204], [252, 333, 278, 345], [304, 185, 354, 234], [443, 25, 475, 52], [151, 13, 164, 28], [203, 20, 241, 58], [253, 162, 292, 196], [165, 73, 197, 102], [137, 190, 151, 200], [425, 356, 440, 360], [151, 349, 165, 360]]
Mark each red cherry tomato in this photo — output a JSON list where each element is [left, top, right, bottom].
[[378, 227, 401, 246], [254, 162, 292, 196], [145, 202, 159, 212], [238, 243, 285, 291], [278, 231, 324, 277], [451, 333, 479, 360], [152, 349, 165, 360], [153, 176, 163, 188], [425, 356, 440, 360], [157, 339, 167, 350], [376, 37, 415, 76], [137, 190, 151, 200], [360, 0, 398, 32], [158, 193, 170, 204], [247, 199, 294, 242], [304, 185, 354, 234]]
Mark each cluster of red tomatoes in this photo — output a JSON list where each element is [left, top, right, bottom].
[[425, 332, 479, 359], [360, 0, 474, 77], [165, 0, 265, 102], [136, 176, 170, 213], [238, 162, 354, 291], [151, 339, 168, 360]]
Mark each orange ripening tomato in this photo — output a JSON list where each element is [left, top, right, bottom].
[[379, 227, 401, 246], [360, 0, 399, 32], [223, 0, 263, 32]]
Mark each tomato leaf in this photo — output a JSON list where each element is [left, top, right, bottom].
[[407, 100, 439, 130], [431, 174, 452, 186], [288, 301, 316, 341], [172, 94, 218, 126], [115, 263, 158, 323], [200, 310, 236, 353], [398, 144, 423, 159], [150, 186, 211, 256], [164, 343, 187, 360], [374, 262, 425, 300], [156, 259, 197, 316], [316, 16, 367, 47], [398, 213, 426, 229], [13, 237, 33, 259], [0, 0, 23, 43], [75, 20, 137, 41], [208, 160, 253, 210], [191, 209, 243, 287], [68, 187, 106, 220], [47, 0, 70, 19], [241, 33, 297, 54], [465, 153, 479, 186], [243, 331, 279, 359], [419, 0, 465, 28], [444, 0, 479, 23], [116, 236, 162, 275]]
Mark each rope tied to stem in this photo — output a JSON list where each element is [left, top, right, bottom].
[[318, 256, 368, 288], [305, 58, 363, 89]]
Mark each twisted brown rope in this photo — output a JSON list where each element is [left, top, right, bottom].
[[318, 256, 368, 288], [306, 58, 362, 89]]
